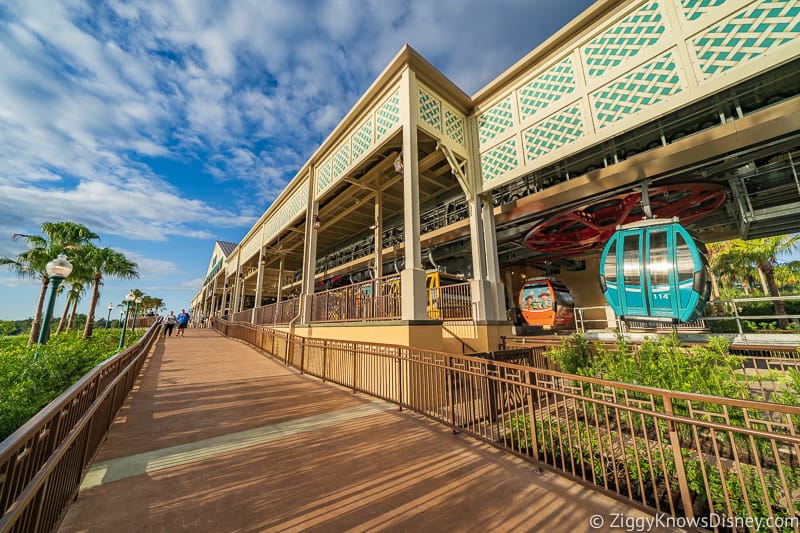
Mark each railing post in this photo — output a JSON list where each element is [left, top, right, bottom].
[[731, 300, 744, 337], [523, 369, 541, 463], [299, 337, 305, 374], [663, 395, 694, 520], [447, 356, 457, 430], [321, 339, 327, 382], [397, 347, 403, 411], [351, 341, 358, 393]]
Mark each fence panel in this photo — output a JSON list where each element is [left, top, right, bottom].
[[214, 319, 800, 526], [0, 320, 162, 533], [427, 281, 472, 320], [310, 275, 401, 323]]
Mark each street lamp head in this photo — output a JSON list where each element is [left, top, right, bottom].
[[108, 303, 114, 311], [125, 290, 136, 302], [45, 253, 73, 279]]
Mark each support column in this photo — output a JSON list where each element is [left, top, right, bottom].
[[220, 278, 229, 317], [252, 247, 265, 324], [300, 168, 319, 325], [467, 195, 496, 322], [276, 255, 285, 303], [399, 68, 427, 321], [209, 277, 218, 317], [481, 191, 506, 321], [374, 174, 384, 279], [232, 264, 242, 314], [461, 114, 501, 322]]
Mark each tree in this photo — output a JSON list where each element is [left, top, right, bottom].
[[736, 235, 800, 327], [708, 234, 799, 327], [65, 282, 86, 332], [82, 246, 139, 339], [0, 222, 99, 345]]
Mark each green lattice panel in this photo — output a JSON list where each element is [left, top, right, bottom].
[[376, 91, 401, 141], [691, 0, 800, 79], [481, 139, 518, 182], [351, 118, 374, 163], [332, 143, 350, 178], [287, 182, 308, 220], [517, 57, 576, 122], [680, 0, 726, 21], [418, 87, 441, 132], [523, 105, 584, 161], [445, 109, 464, 146], [591, 51, 682, 128], [583, 1, 666, 79], [478, 97, 515, 146], [316, 160, 332, 195]]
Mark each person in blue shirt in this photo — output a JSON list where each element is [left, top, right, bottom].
[[176, 309, 190, 337]]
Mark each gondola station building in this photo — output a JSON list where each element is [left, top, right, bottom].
[[192, 0, 800, 352]]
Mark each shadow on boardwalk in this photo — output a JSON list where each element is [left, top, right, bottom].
[[59, 328, 662, 532]]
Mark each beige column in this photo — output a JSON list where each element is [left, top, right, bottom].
[[220, 277, 229, 316], [399, 68, 427, 320], [300, 168, 318, 325], [252, 246, 265, 324], [276, 254, 285, 303], [374, 173, 384, 279], [481, 191, 506, 321]]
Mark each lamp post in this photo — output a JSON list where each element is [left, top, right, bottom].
[[36, 253, 73, 348], [118, 290, 136, 350], [105, 303, 113, 329], [132, 297, 142, 332]]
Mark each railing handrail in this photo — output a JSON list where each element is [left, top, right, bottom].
[[0, 319, 162, 532], [216, 318, 800, 523], [217, 319, 800, 414]]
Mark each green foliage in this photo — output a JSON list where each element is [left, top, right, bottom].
[[546, 333, 747, 399], [504, 413, 800, 526], [0, 328, 142, 441], [545, 333, 593, 374]]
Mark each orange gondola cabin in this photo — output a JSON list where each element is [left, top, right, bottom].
[[518, 277, 574, 327]]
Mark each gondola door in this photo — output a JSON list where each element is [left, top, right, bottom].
[[621, 231, 648, 317], [644, 227, 677, 319]]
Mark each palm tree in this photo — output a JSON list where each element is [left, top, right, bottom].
[[736, 235, 800, 327], [55, 282, 71, 334], [82, 246, 138, 338], [1, 222, 99, 345], [64, 282, 86, 332]]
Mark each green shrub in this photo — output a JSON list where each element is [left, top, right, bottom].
[[0, 328, 143, 441]]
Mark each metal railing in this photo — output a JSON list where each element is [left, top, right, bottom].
[[310, 275, 400, 323], [704, 295, 800, 336], [229, 308, 253, 323], [0, 319, 162, 533], [275, 298, 300, 324], [427, 281, 471, 320], [246, 298, 301, 326], [253, 303, 277, 325], [214, 319, 800, 529]]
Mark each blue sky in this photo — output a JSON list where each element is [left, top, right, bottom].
[[0, 0, 595, 321]]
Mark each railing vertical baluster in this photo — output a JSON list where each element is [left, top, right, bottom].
[[321, 339, 327, 382], [397, 347, 403, 411], [352, 341, 358, 393], [663, 395, 694, 520]]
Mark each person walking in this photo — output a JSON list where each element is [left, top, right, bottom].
[[163, 311, 177, 337], [176, 309, 190, 337]]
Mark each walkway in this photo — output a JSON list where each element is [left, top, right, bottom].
[[59, 328, 662, 533]]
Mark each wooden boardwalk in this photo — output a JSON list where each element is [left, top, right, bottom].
[[58, 328, 666, 532]]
